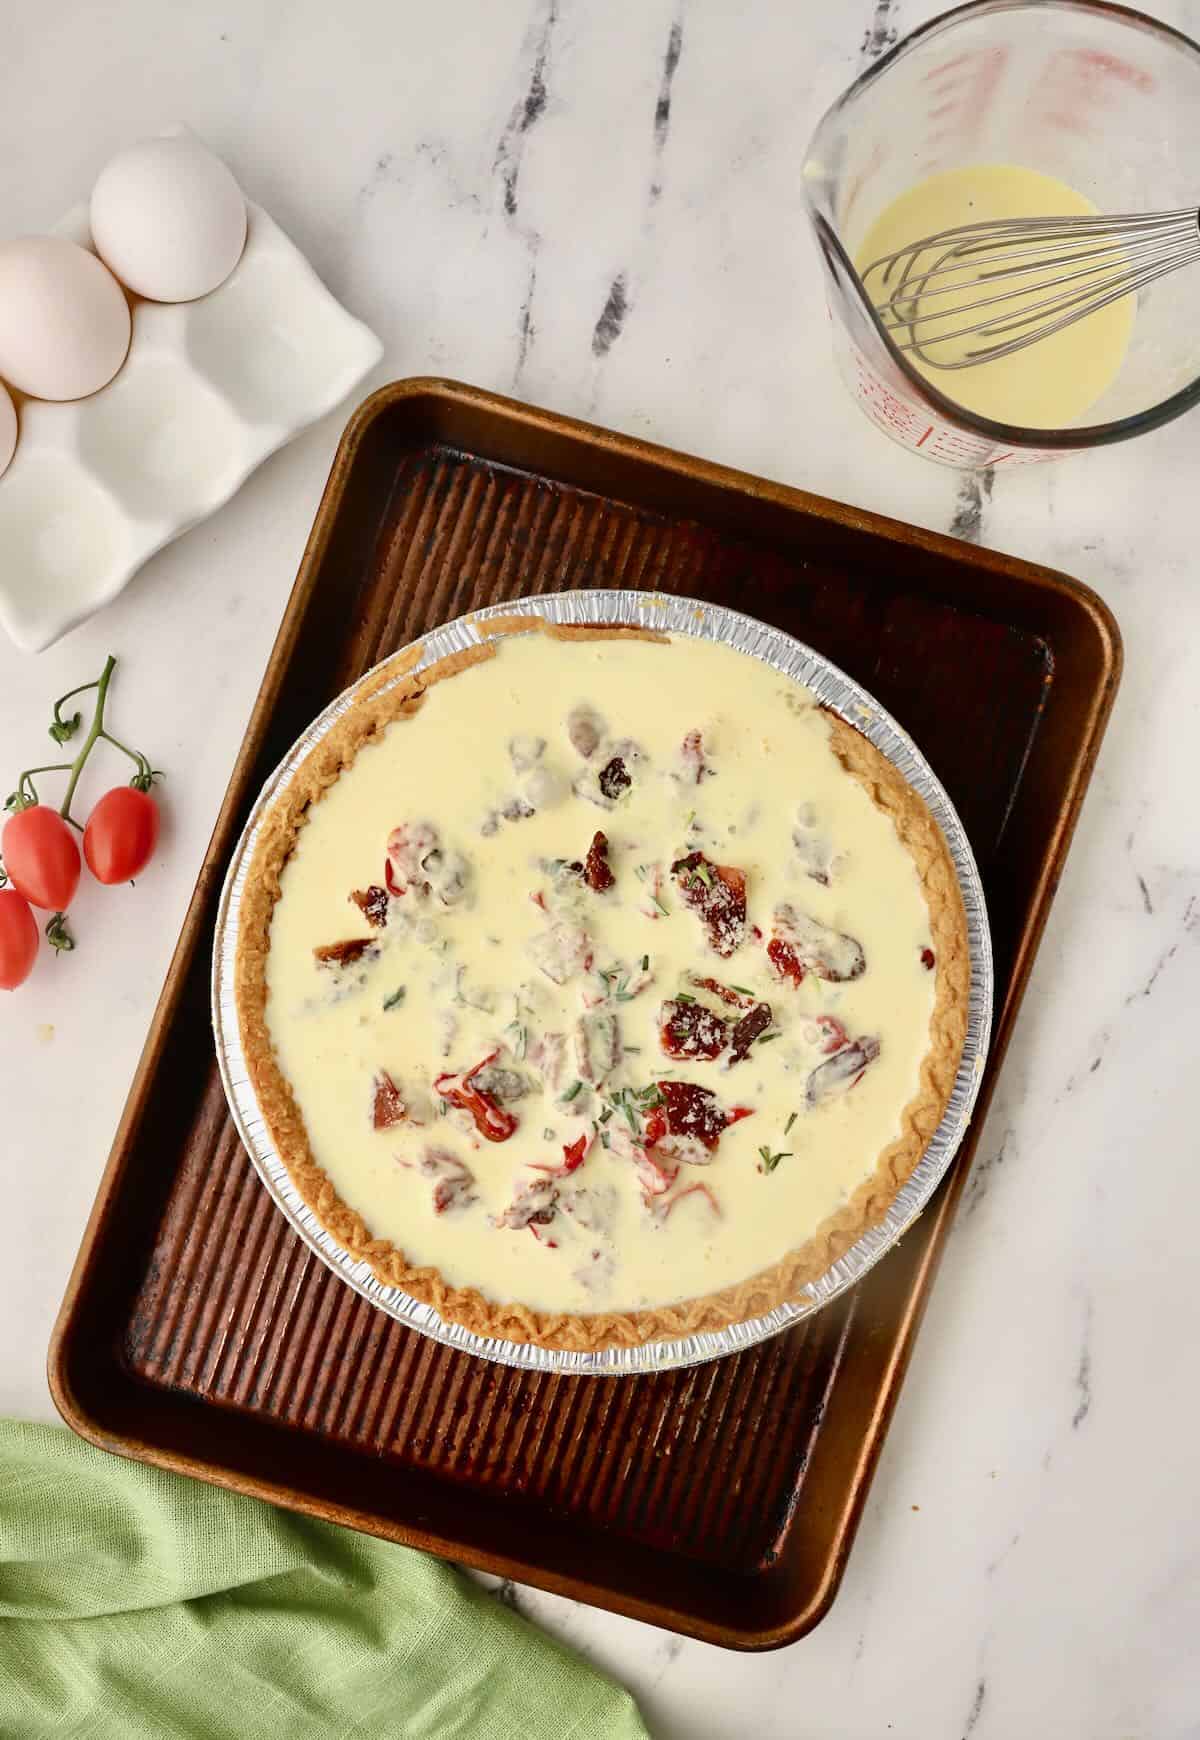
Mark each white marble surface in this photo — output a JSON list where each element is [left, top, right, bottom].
[[3, 3, 1199, 1736]]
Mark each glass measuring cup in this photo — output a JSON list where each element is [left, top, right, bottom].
[[803, 0, 1200, 467]]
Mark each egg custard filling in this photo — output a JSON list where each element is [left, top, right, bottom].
[[236, 618, 969, 1350]]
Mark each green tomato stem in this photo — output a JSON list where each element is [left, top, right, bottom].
[[8, 765, 74, 810], [50, 678, 101, 735], [45, 911, 75, 953], [10, 654, 159, 834], [99, 729, 152, 783], [57, 655, 117, 825]]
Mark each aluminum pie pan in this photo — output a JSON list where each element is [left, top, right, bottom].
[[212, 588, 993, 1376]]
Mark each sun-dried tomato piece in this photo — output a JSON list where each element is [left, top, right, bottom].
[[314, 937, 376, 967], [434, 1050, 519, 1142], [598, 755, 631, 800], [400, 1147, 476, 1214], [372, 1070, 407, 1129], [658, 997, 728, 1060], [386, 821, 469, 907], [654, 1079, 746, 1150], [767, 936, 805, 985], [350, 884, 389, 928], [687, 974, 755, 1008], [678, 729, 708, 785], [584, 830, 615, 892], [772, 904, 865, 982], [728, 1002, 772, 1062], [807, 1037, 881, 1106], [671, 851, 747, 957], [385, 820, 439, 895], [658, 1180, 720, 1219], [921, 947, 936, 970], [494, 1179, 559, 1230], [530, 1133, 590, 1179], [631, 1144, 678, 1198], [812, 1014, 849, 1054], [559, 1133, 589, 1175]]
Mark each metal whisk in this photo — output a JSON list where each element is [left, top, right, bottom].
[[860, 207, 1200, 369]]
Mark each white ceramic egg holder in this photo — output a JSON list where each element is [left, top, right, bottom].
[[0, 202, 382, 653]]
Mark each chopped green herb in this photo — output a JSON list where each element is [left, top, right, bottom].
[[623, 1044, 641, 1054], [730, 984, 754, 996], [675, 990, 696, 1003], [650, 893, 669, 916], [634, 864, 648, 882], [598, 1106, 613, 1125], [562, 1080, 584, 1103], [785, 1111, 798, 1135], [506, 1020, 528, 1059], [601, 1131, 611, 1149], [543, 1126, 555, 1141], [694, 861, 714, 889], [757, 1030, 782, 1044], [605, 1087, 640, 1133], [641, 954, 650, 972], [758, 1146, 792, 1174], [685, 810, 697, 829], [382, 986, 406, 1010]]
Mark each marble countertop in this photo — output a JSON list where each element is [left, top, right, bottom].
[[4, 3, 1199, 1735]]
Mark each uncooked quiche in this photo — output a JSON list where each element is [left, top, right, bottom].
[[235, 614, 969, 1350]]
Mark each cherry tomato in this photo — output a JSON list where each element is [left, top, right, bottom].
[[83, 786, 160, 885], [0, 888, 39, 989], [1, 805, 81, 911]]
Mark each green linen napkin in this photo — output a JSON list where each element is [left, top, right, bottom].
[[0, 1422, 648, 1740]]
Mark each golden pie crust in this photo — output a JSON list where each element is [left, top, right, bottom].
[[235, 616, 970, 1350]]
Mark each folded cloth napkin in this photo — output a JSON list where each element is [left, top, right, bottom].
[[0, 1422, 648, 1740]]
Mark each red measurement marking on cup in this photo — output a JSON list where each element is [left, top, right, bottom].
[[919, 51, 976, 84], [1076, 47, 1154, 93], [1029, 45, 1154, 138], [918, 44, 1008, 152], [849, 352, 1054, 467]]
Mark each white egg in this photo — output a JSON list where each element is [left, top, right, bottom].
[[0, 381, 15, 479], [91, 136, 247, 302], [0, 238, 131, 401]]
